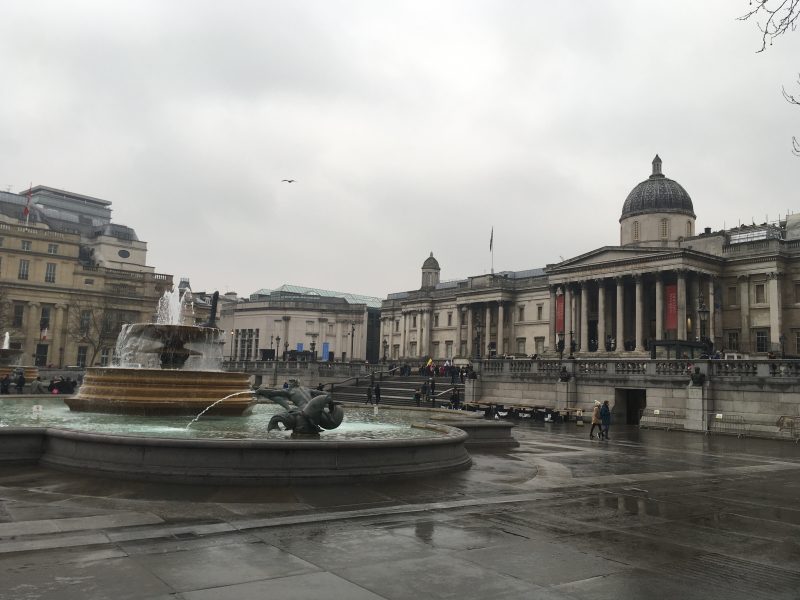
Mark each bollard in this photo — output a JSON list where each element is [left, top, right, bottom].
[[576, 408, 584, 426]]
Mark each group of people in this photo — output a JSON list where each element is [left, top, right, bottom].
[[590, 400, 612, 440], [364, 382, 381, 405], [0, 374, 78, 394], [0, 372, 26, 394]]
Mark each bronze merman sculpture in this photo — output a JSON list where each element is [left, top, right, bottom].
[[254, 380, 344, 436]]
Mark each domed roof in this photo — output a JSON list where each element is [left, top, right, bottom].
[[621, 155, 695, 220], [422, 252, 440, 270]]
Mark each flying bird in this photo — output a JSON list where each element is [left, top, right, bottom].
[[282, 179, 296, 183]]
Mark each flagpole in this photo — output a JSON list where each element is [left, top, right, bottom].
[[24, 183, 32, 226], [490, 226, 494, 274]]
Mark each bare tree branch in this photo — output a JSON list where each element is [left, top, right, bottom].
[[739, 0, 800, 51], [783, 75, 800, 156]]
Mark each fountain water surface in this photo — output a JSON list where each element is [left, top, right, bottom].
[[67, 288, 253, 416]]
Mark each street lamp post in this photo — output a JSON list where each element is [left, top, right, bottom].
[[568, 330, 575, 359], [270, 335, 274, 360], [350, 324, 355, 362], [229, 329, 234, 361], [382, 338, 388, 363], [275, 336, 281, 361]]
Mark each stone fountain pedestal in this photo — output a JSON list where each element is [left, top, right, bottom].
[[68, 368, 254, 416]]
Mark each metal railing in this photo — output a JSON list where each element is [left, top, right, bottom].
[[639, 408, 678, 431], [707, 413, 748, 438]]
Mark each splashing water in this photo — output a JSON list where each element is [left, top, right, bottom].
[[2, 333, 8, 350], [185, 390, 253, 429], [156, 285, 194, 326]]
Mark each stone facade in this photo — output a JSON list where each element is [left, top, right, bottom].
[[383, 157, 800, 360], [0, 187, 172, 367]]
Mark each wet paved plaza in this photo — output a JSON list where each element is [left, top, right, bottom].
[[1, 422, 799, 599]]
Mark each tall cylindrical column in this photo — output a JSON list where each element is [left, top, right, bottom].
[[635, 276, 644, 352], [655, 274, 664, 341], [597, 281, 605, 352], [580, 282, 589, 352], [615, 278, 624, 351], [485, 304, 492, 356], [677, 270, 687, 341], [497, 303, 505, 356]]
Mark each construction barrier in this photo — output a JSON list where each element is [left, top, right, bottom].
[[639, 408, 677, 431], [707, 413, 748, 438]]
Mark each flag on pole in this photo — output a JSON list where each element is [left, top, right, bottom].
[[40, 328, 48, 341], [23, 183, 32, 219], [489, 227, 493, 251]]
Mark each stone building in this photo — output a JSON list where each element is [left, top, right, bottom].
[[219, 285, 382, 363], [382, 156, 800, 360], [0, 186, 172, 367]]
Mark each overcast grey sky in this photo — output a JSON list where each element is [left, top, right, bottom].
[[1, 1, 798, 299]]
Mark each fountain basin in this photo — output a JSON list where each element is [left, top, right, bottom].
[[0, 424, 471, 485], [68, 367, 254, 416]]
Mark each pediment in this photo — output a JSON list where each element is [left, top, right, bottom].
[[547, 246, 674, 272]]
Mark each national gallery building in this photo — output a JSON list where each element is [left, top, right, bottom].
[[381, 156, 800, 361]]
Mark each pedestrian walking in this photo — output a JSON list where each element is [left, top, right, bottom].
[[600, 400, 611, 440], [374, 383, 381, 405], [590, 400, 602, 439], [421, 381, 429, 404], [414, 388, 421, 407], [15, 372, 25, 394], [365, 385, 374, 405], [0, 375, 10, 394]]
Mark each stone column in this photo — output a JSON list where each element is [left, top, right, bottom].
[[336, 320, 343, 359], [485, 304, 492, 356], [52, 304, 66, 367], [690, 273, 701, 341], [549, 287, 557, 351], [635, 276, 644, 352], [655, 274, 664, 341], [580, 281, 589, 352], [400, 313, 407, 358], [497, 303, 505, 356], [769, 272, 783, 351], [677, 270, 687, 341], [708, 277, 716, 346], [26, 302, 40, 362], [564, 286, 573, 351], [597, 280, 605, 352], [466, 307, 473, 358], [739, 275, 750, 351], [454, 305, 462, 354], [615, 278, 624, 350], [416, 310, 422, 357]]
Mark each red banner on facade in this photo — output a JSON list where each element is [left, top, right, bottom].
[[556, 294, 565, 333], [665, 283, 678, 330]]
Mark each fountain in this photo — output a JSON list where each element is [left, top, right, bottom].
[[0, 288, 473, 484], [0, 332, 36, 381], [66, 288, 254, 416]]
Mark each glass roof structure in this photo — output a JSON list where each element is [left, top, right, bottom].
[[250, 284, 383, 309]]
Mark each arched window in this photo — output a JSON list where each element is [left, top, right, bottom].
[[686, 220, 692, 237], [660, 218, 668, 240], [633, 221, 640, 241]]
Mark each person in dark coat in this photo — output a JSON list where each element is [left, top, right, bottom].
[[365, 385, 373, 405], [15, 372, 25, 394], [413, 388, 421, 407], [374, 383, 381, 405], [0, 375, 10, 394], [450, 387, 461, 410], [600, 400, 612, 440]]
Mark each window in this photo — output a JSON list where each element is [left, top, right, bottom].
[[21, 240, 31, 251], [516, 338, 526, 354], [434, 313, 439, 327], [12, 304, 24, 327], [395, 320, 399, 332], [447, 312, 452, 326], [445, 340, 453, 358], [728, 286, 738, 307], [727, 331, 739, 351], [795, 331, 800, 356], [756, 330, 769, 353], [518, 305, 525, 322], [432, 341, 440, 358], [47, 243, 58, 254], [795, 282, 800, 304], [535, 337, 545, 354], [18, 259, 29, 280], [412, 315, 417, 328], [100, 348, 110, 366], [84, 278, 94, 285], [44, 263, 56, 283], [686, 220, 692, 237], [633, 221, 640, 241], [755, 283, 766, 304], [80, 310, 92, 335], [537, 304, 543, 320], [77, 346, 88, 368], [39, 306, 51, 331], [0, 237, 4, 247], [660, 218, 669, 240]]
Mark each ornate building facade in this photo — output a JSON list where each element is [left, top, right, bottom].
[[0, 186, 172, 367], [382, 156, 800, 360]]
